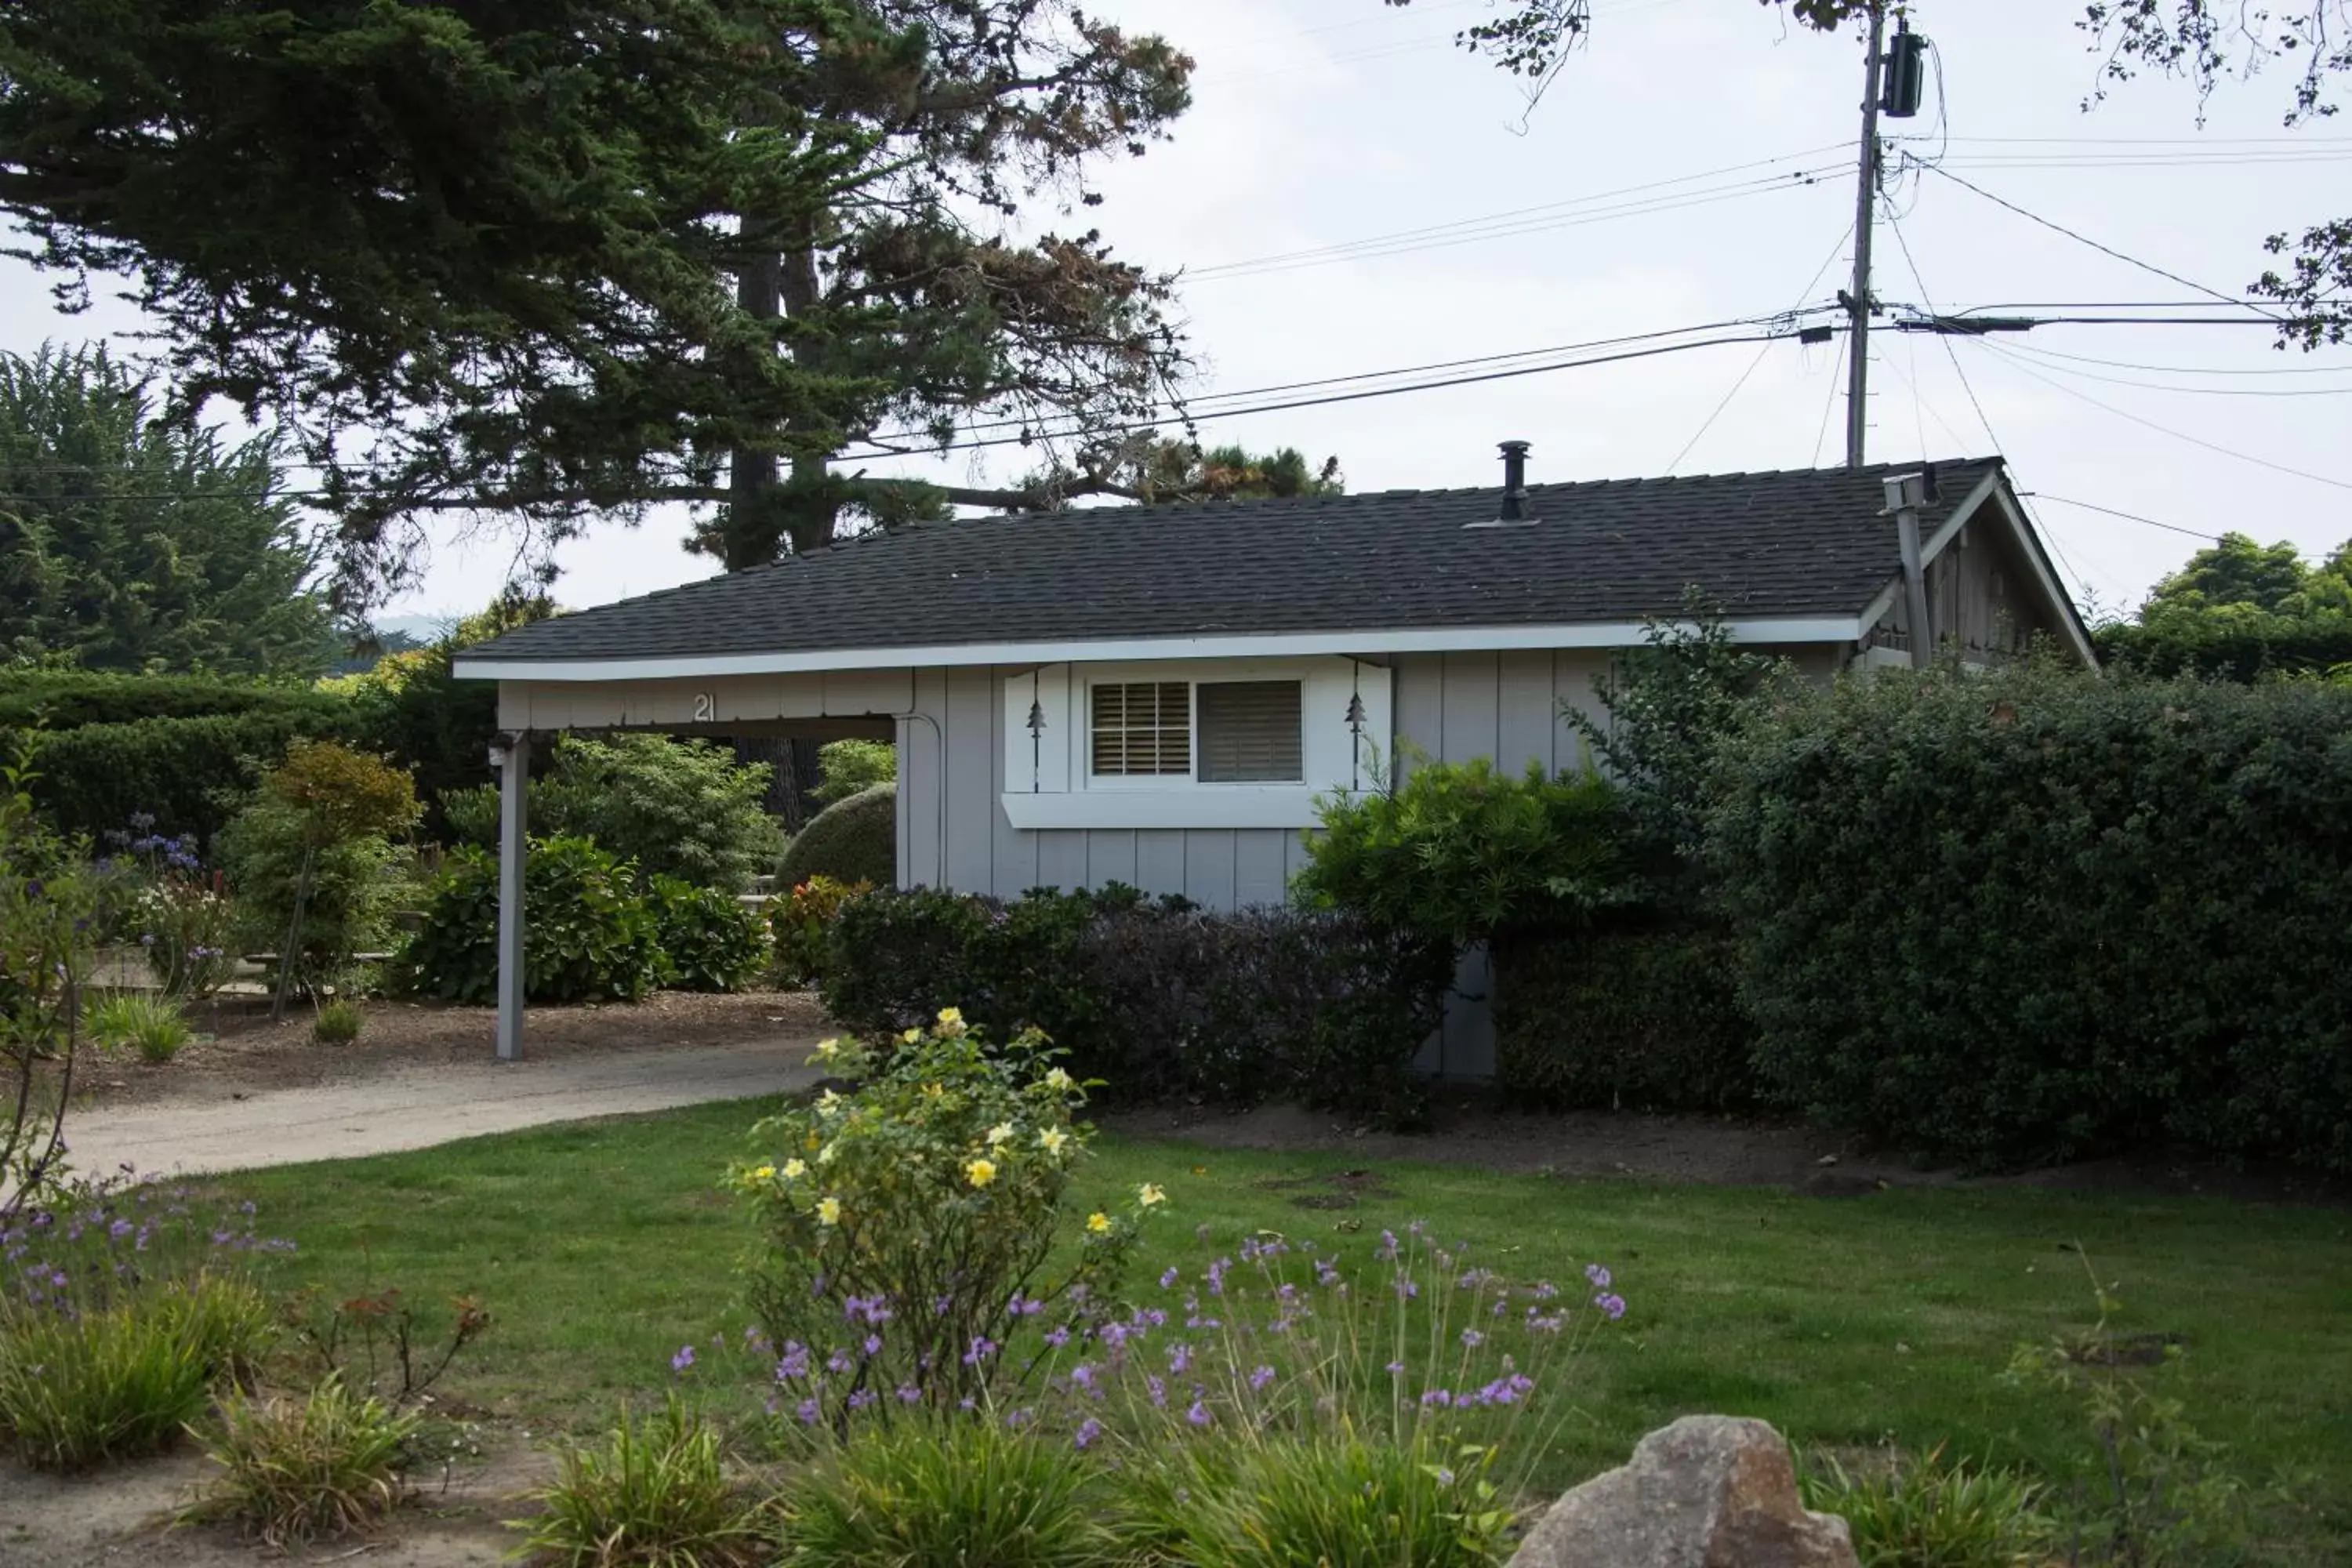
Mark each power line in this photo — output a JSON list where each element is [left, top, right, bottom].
[[1884, 209, 2002, 452], [1977, 351, 2352, 397], [1810, 331, 1848, 468], [1187, 154, 1849, 280], [2024, 492, 2223, 542], [851, 314, 1823, 450], [842, 329, 1810, 461], [1665, 224, 1853, 473], [1914, 162, 2282, 324], [1973, 339, 2352, 493], [1988, 342, 2352, 378]]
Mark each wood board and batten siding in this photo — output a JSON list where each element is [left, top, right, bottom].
[[895, 652, 1642, 1079]]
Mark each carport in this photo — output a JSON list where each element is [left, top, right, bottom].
[[448, 663, 914, 1061]]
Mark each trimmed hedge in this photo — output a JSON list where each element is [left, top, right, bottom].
[[821, 886, 1452, 1123], [778, 781, 895, 889], [1493, 921, 1757, 1114], [24, 708, 353, 847], [0, 670, 346, 731], [2095, 613, 2352, 683], [1708, 666, 2352, 1173]]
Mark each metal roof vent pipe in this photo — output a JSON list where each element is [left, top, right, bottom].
[[1468, 439, 1537, 528]]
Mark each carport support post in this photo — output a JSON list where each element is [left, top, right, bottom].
[[495, 730, 531, 1062]]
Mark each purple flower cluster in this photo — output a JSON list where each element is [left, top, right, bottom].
[[5, 1174, 292, 1319], [720, 1223, 1624, 1456]]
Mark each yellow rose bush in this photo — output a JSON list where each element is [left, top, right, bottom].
[[734, 1010, 1156, 1421]]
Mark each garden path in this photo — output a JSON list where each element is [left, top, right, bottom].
[[60, 1034, 826, 1178]]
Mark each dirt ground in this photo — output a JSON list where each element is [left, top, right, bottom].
[[0, 1439, 558, 1568], [72, 989, 830, 1110]]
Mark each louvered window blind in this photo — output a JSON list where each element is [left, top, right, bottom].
[[1091, 682, 1192, 775], [1197, 681, 1304, 782]]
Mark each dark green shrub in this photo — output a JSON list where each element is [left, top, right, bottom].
[[648, 875, 768, 993], [777, 781, 895, 890], [1493, 922, 1757, 1113], [440, 733, 785, 891], [821, 887, 1450, 1122], [1708, 666, 2352, 1172], [400, 837, 663, 1005], [1295, 755, 1635, 949], [0, 669, 346, 732], [339, 598, 560, 825], [821, 885, 993, 1036], [2096, 608, 2352, 683], [24, 707, 352, 846]]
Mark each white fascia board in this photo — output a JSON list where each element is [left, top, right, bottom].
[[453, 616, 1864, 684], [1001, 787, 1331, 832]]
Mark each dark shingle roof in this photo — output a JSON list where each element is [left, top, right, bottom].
[[468, 458, 2003, 666]]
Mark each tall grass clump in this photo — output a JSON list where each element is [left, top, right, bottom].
[[183, 1376, 418, 1544], [311, 997, 365, 1045], [1802, 1448, 2053, 1568], [0, 1273, 274, 1469], [0, 1174, 290, 1469], [779, 1420, 1116, 1568], [517, 1395, 766, 1567], [1122, 1432, 1513, 1568], [84, 989, 193, 1062]]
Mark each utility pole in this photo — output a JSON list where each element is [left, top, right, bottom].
[[1843, 3, 1887, 470]]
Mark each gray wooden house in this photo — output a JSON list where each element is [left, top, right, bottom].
[[457, 448, 2093, 1068]]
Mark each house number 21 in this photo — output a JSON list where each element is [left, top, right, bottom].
[[692, 691, 717, 723]]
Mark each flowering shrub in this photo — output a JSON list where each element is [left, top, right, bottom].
[[734, 1011, 1160, 1418], [108, 815, 238, 998], [765, 873, 872, 988]]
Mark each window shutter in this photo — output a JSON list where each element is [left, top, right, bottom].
[[1091, 681, 1191, 775], [1197, 681, 1304, 782]]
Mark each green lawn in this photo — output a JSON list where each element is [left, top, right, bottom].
[[224, 1098, 2352, 1554]]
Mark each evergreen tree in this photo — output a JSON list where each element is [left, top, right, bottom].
[[0, 2, 1200, 601], [0, 345, 335, 675]]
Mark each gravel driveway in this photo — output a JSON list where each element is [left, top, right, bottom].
[[61, 1035, 826, 1178]]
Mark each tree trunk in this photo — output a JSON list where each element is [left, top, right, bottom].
[[779, 239, 842, 558], [724, 252, 786, 572]]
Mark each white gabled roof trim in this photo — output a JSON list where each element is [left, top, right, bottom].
[[452, 615, 1867, 684]]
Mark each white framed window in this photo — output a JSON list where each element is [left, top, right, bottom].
[[1196, 681, 1304, 782], [1086, 678, 1306, 785], [1090, 681, 1192, 777], [1003, 657, 1389, 829]]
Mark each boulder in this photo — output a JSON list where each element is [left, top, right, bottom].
[[1507, 1415, 1858, 1568]]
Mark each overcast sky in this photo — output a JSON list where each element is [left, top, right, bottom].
[[7, 0, 2348, 625]]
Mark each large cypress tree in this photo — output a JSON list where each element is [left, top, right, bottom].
[[0, 2, 1197, 604], [0, 345, 336, 675]]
